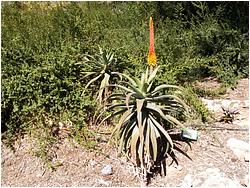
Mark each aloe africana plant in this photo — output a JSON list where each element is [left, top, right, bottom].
[[78, 47, 121, 105], [100, 66, 189, 180]]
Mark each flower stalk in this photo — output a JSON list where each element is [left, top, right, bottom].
[[147, 17, 157, 73]]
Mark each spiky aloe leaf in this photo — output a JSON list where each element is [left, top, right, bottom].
[[111, 109, 134, 138], [148, 118, 159, 161], [126, 92, 135, 109], [118, 120, 136, 154], [130, 126, 140, 162], [108, 84, 134, 94], [107, 93, 125, 99], [98, 108, 127, 126], [148, 66, 160, 83], [123, 116, 137, 155], [149, 114, 173, 149], [148, 95, 189, 112], [80, 72, 97, 79], [141, 72, 146, 86], [150, 84, 180, 96], [84, 74, 103, 90], [117, 80, 145, 98], [136, 99, 145, 129], [97, 73, 110, 103], [145, 120, 151, 159], [103, 103, 130, 111], [112, 72, 138, 87], [146, 103, 185, 129], [138, 115, 147, 168]]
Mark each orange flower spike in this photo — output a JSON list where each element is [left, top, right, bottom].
[[147, 17, 157, 67]]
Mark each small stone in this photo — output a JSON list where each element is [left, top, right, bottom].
[[101, 164, 113, 176], [231, 157, 238, 162]]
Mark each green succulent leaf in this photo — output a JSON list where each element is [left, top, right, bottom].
[[84, 73, 103, 90], [111, 109, 134, 137], [146, 102, 185, 129], [126, 92, 135, 109], [149, 114, 173, 149], [150, 84, 180, 96], [148, 118, 159, 161], [148, 66, 160, 83], [136, 99, 145, 129], [108, 84, 134, 94], [130, 126, 140, 160]]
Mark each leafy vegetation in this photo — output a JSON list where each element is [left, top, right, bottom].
[[1, 2, 248, 174]]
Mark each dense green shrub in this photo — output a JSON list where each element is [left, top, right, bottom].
[[1, 43, 96, 140]]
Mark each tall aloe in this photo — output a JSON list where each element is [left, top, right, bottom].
[[100, 66, 189, 181], [95, 17, 190, 183]]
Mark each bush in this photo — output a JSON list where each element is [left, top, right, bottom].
[[1, 43, 96, 141]]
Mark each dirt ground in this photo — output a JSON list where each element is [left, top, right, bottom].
[[1, 79, 249, 187]]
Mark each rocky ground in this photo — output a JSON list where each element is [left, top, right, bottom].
[[1, 79, 249, 187]]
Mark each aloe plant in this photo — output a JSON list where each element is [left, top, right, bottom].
[[78, 47, 121, 105], [221, 104, 239, 123], [100, 66, 189, 181]]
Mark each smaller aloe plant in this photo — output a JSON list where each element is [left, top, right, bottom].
[[221, 104, 239, 123], [99, 66, 189, 181], [77, 47, 121, 105]]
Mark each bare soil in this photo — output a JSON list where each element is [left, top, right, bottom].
[[1, 79, 249, 187]]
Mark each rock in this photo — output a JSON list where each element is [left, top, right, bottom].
[[227, 138, 249, 161], [200, 175, 241, 187], [201, 99, 242, 113], [101, 164, 113, 176], [181, 168, 242, 187]]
